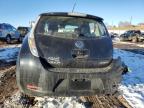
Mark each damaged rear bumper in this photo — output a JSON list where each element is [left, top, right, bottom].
[[17, 52, 126, 96]]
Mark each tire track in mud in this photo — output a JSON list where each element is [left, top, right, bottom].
[[0, 66, 18, 107]]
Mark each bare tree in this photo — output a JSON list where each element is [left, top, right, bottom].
[[118, 21, 131, 27]]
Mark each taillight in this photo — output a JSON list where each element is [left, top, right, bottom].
[[28, 31, 39, 57], [28, 16, 40, 57]]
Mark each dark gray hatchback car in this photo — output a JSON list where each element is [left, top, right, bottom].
[[16, 12, 126, 97]]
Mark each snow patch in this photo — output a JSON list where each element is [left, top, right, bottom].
[[0, 47, 20, 62], [34, 97, 85, 108], [4, 91, 85, 108], [114, 49, 144, 108], [112, 37, 121, 42]]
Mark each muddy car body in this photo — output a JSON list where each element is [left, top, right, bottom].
[[16, 12, 126, 97]]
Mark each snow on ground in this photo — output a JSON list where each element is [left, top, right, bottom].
[[0, 45, 20, 62], [4, 92, 85, 108], [112, 37, 121, 42], [34, 96, 85, 108], [114, 49, 144, 108]]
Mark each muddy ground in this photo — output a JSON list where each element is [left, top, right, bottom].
[[113, 41, 144, 55], [0, 66, 18, 108]]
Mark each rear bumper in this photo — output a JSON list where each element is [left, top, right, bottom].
[[17, 58, 124, 96], [16, 38, 125, 97]]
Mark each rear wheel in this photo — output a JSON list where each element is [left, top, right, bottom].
[[138, 38, 142, 42], [132, 36, 138, 43], [6, 35, 11, 44], [120, 37, 124, 41]]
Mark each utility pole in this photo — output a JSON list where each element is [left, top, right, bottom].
[[130, 16, 132, 25], [112, 21, 113, 27], [112, 21, 114, 32]]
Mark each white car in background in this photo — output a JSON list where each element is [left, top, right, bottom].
[[0, 23, 21, 43]]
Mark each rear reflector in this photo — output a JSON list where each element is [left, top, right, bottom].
[[27, 84, 39, 91]]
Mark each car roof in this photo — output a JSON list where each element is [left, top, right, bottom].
[[0, 23, 11, 25], [40, 12, 103, 21], [127, 30, 140, 32], [17, 26, 29, 29]]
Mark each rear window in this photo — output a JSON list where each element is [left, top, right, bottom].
[[18, 27, 27, 31], [35, 16, 108, 39]]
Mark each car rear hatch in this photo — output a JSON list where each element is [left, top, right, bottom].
[[34, 15, 113, 68], [35, 35, 112, 68]]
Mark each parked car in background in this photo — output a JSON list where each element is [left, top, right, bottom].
[[110, 32, 120, 42], [110, 32, 119, 39], [16, 12, 126, 97], [0, 23, 20, 43], [17, 26, 30, 42], [120, 30, 144, 42]]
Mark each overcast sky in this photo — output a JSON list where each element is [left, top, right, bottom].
[[0, 0, 144, 27]]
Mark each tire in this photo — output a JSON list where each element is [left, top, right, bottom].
[[6, 35, 11, 44], [132, 36, 138, 43], [120, 37, 124, 41], [138, 38, 142, 42]]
